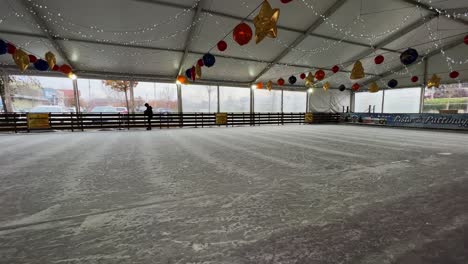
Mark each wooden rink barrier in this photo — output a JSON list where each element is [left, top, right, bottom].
[[0, 112, 341, 133]]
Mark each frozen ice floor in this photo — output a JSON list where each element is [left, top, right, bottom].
[[0, 124, 467, 264]]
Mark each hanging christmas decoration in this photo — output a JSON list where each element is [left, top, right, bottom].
[[338, 84, 346, 91], [352, 83, 360, 91], [281, 0, 293, 3], [195, 64, 202, 79], [315, 69, 325, 81], [323, 82, 330, 91], [34, 59, 49, 71], [400, 48, 419, 65], [300, 73, 306, 79], [52, 65, 60, 71], [449, 71, 459, 79], [331, 65, 340, 73], [233, 23, 253, 46], [0, 40, 7, 55], [45, 51, 56, 69], [197, 59, 204, 67], [7, 43, 16, 54], [411, 76, 419, 83], [305, 72, 314, 87], [217, 40, 227, 52], [288, 75, 297, 84], [369, 82, 379, 93], [190, 66, 196, 81], [28, 54, 37, 63], [464, 34, 468, 45], [185, 68, 192, 79], [374, 55, 384, 65], [257, 82, 264, 89], [277, 78, 285, 86], [59, 64, 72, 75], [267, 80, 273, 91], [177, 75, 189, 85], [427, 74, 441, 88], [388, 79, 398, 88], [253, 0, 280, 44], [13, 49, 30, 72], [350, 60, 365, 79], [202, 53, 216, 67]]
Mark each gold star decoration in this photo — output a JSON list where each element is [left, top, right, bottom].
[[253, 1, 280, 44], [427, 74, 441, 88], [323, 82, 330, 91], [305, 72, 314, 88], [368, 82, 379, 93], [267, 80, 273, 91]]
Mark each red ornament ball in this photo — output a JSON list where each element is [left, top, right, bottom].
[[28, 55, 37, 63], [352, 83, 360, 91], [233, 23, 253, 46], [217, 40, 227, 52], [59, 64, 72, 75], [7, 43, 16, 54], [277, 78, 285, 86], [374, 55, 384, 65], [464, 34, 468, 45], [197, 59, 204, 67], [300, 73, 306, 79], [52, 65, 60, 71], [411, 76, 419, 83], [449, 71, 459, 79], [331, 65, 340, 73], [281, 0, 293, 3], [315, 70, 325, 81]]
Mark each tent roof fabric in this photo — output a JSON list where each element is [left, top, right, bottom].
[[0, 0, 467, 90]]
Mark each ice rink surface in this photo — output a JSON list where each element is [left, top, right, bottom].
[[0, 124, 467, 264]]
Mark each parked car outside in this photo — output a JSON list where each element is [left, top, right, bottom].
[[90, 106, 118, 113], [115, 107, 128, 114], [30, 105, 67, 113]]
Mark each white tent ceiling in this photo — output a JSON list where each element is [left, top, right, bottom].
[[0, 0, 467, 90]]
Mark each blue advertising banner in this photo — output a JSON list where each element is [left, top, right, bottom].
[[343, 113, 468, 130]]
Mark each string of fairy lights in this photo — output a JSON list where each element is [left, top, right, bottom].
[[0, 0, 467, 91]]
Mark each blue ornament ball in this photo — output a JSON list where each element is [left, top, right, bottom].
[[185, 68, 192, 79], [400, 48, 418, 65], [339, 85, 346, 91], [34, 59, 49, 71], [388, 79, 398, 88], [0, 39, 7, 55], [288, 75, 297, 84], [202, 53, 216, 68]]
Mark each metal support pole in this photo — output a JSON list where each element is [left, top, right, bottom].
[[381, 89, 386, 113], [177, 84, 183, 113], [350, 91, 355, 113], [72, 79, 80, 113], [281, 89, 284, 113], [306, 91, 310, 112], [129, 80, 135, 113], [217, 85, 220, 113], [420, 58, 428, 113], [1, 73, 13, 112], [250, 87, 254, 113]]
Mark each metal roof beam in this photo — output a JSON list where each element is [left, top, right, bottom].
[[361, 37, 465, 86], [176, 0, 205, 77], [18, 0, 75, 69], [401, 0, 468, 26], [251, 0, 348, 84]]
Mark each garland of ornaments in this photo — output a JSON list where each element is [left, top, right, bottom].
[[0, 39, 74, 77]]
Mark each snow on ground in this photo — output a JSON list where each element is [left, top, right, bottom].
[[0, 125, 467, 263]]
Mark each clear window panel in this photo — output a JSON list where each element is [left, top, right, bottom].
[[133, 82, 178, 113], [423, 83, 468, 114], [355, 91, 383, 113], [182, 84, 217, 113], [219, 86, 250, 113], [384, 87, 421, 113], [283, 91, 306, 113], [254, 89, 281, 112], [6, 75, 73, 113]]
